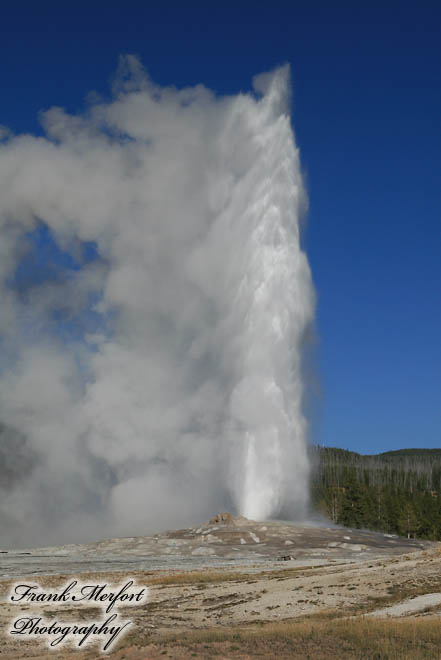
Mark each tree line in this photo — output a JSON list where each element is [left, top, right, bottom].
[[309, 446, 441, 540]]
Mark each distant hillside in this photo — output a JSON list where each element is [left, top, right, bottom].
[[379, 448, 441, 459], [309, 445, 441, 541]]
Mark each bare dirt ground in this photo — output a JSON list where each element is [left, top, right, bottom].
[[1, 516, 440, 659]]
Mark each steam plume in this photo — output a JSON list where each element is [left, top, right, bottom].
[[0, 57, 315, 547]]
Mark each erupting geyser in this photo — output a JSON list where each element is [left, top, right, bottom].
[[0, 57, 315, 547]]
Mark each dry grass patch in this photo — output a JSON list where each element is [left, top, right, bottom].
[[151, 616, 441, 659]]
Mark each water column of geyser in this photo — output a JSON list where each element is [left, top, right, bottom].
[[226, 68, 315, 521], [0, 59, 315, 546]]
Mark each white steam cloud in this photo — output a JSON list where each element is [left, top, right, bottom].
[[0, 57, 315, 547]]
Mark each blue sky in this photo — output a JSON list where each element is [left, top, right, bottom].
[[1, 1, 440, 454]]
